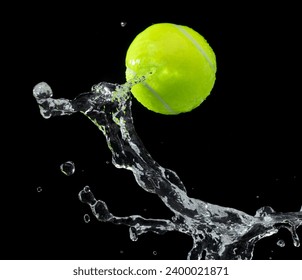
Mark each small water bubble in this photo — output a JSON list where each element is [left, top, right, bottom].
[[153, 250, 157, 256], [120, 250, 124, 254], [60, 161, 75, 176], [256, 195, 260, 199], [120, 21, 127, 27], [83, 186, 90, 193], [36, 186, 43, 193], [105, 161, 110, 165], [84, 214, 90, 223], [277, 239, 285, 247]]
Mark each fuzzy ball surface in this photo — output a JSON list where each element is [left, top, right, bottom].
[[125, 23, 217, 115]]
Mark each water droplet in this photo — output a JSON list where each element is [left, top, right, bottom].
[[129, 227, 138, 241], [289, 226, 300, 247], [33, 82, 53, 99], [120, 22, 127, 27], [256, 195, 260, 199], [277, 239, 285, 247], [60, 161, 75, 176], [120, 250, 124, 254], [84, 214, 90, 223], [37, 186, 43, 192], [153, 250, 157, 256]]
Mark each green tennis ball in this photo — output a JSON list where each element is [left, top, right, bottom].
[[125, 23, 217, 115]]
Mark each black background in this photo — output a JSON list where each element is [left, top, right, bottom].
[[2, 2, 301, 260]]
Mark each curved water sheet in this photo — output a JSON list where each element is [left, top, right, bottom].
[[33, 81, 302, 259]]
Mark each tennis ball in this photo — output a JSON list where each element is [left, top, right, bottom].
[[125, 23, 216, 115]]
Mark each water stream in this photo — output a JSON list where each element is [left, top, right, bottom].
[[33, 81, 302, 259]]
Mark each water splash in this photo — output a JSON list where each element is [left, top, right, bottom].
[[33, 81, 302, 260]]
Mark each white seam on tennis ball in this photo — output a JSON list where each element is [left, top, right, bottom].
[[141, 80, 176, 114], [173, 24, 215, 72], [127, 67, 176, 114]]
